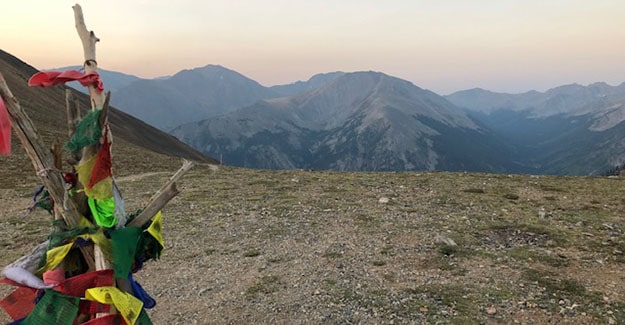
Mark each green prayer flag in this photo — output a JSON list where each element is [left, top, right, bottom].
[[66, 109, 103, 151], [88, 197, 117, 228], [111, 226, 142, 278], [137, 309, 154, 325], [22, 289, 79, 325]]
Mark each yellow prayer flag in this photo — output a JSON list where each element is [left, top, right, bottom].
[[37, 242, 73, 275], [147, 211, 164, 248], [75, 154, 113, 200], [78, 228, 113, 261], [85, 286, 143, 325]]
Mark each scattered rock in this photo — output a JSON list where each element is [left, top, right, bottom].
[[379, 197, 390, 204], [538, 207, 546, 218], [435, 235, 457, 246], [486, 306, 497, 315]]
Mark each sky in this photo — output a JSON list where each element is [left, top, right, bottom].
[[1, 0, 624, 95]]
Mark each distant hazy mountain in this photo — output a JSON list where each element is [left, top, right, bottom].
[[269, 72, 345, 97], [111, 65, 279, 131], [50, 66, 143, 93], [49, 63, 625, 175], [447, 82, 625, 174], [447, 82, 625, 118], [171, 71, 525, 172]]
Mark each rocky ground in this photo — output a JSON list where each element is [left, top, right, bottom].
[[1, 164, 625, 324]]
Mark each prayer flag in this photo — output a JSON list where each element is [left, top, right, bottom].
[[0, 97, 10, 155]]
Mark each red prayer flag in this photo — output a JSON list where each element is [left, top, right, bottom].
[[0, 97, 10, 155], [0, 280, 38, 321], [57, 269, 114, 298], [87, 133, 112, 189], [80, 314, 127, 325], [28, 70, 104, 93]]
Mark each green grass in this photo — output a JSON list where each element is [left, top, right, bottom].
[[245, 275, 283, 300]]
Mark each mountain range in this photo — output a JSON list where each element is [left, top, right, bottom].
[[49, 59, 625, 175]]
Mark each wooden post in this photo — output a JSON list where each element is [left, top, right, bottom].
[[73, 4, 105, 110], [71, 4, 114, 278]]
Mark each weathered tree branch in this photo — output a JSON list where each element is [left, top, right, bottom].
[[128, 160, 194, 227], [73, 4, 104, 110], [0, 74, 80, 228], [73, 4, 111, 275], [65, 90, 81, 153], [99, 91, 111, 127]]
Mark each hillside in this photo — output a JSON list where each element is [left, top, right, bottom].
[[0, 49, 216, 189]]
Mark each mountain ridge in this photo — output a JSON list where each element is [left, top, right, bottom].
[[170, 71, 524, 173]]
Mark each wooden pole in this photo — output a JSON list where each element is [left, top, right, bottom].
[[72, 4, 113, 277], [73, 4, 104, 110]]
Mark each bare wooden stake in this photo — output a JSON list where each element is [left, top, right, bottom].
[[73, 4, 104, 110], [72, 3, 112, 276], [128, 160, 194, 227]]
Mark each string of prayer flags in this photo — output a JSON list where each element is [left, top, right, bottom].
[[28, 70, 104, 93], [85, 286, 143, 325], [0, 97, 10, 155], [56, 270, 114, 316], [22, 289, 80, 325]]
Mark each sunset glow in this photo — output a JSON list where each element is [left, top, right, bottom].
[[2, 0, 624, 94]]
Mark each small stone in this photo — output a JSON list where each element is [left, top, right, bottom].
[[486, 306, 497, 315], [379, 197, 390, 204], [419, 307, 428, 313], [435, 235, 457, 246]]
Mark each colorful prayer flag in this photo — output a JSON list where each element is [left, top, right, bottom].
[[147, 211, 163, 249], [85, 286, 143, 325], [28, 70, 103, 92], [0, 97, 10, 155], [110, 227, 142, 278], [22, 289, 79, 325]]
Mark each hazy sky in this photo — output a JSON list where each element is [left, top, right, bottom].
[[2, 1, 624, 94]]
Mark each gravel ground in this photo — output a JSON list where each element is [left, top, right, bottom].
[[2, 164, 625, 324]]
